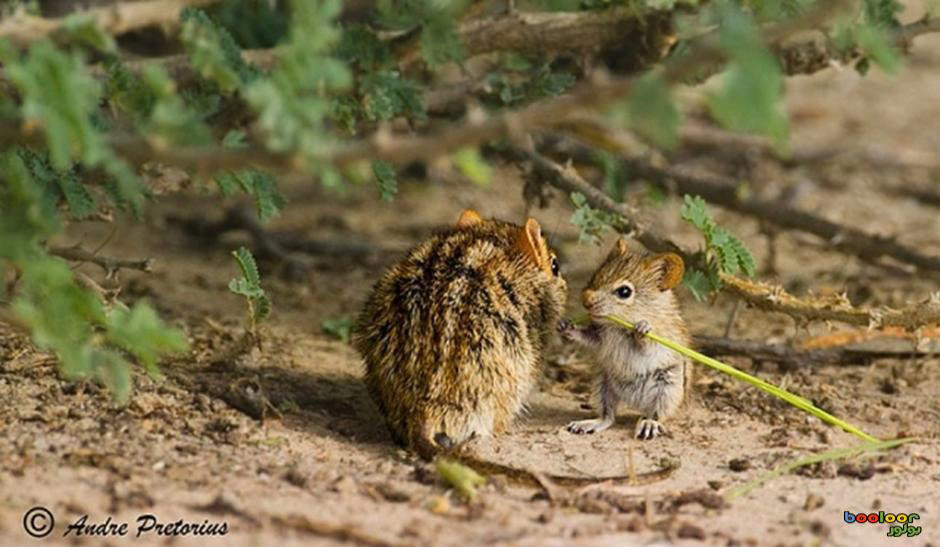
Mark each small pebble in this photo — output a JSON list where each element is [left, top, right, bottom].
[[677, 522, 706, 540], [729, 458, 750, 472]]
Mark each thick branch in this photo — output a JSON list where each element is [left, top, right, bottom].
[[397, 7, 675, 70], [0, 0, 223, 48]]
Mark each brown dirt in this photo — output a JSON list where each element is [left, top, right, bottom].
[[3, 30, 940, 547]]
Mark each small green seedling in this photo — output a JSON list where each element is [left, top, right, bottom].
[[229, 247, 271, 333]]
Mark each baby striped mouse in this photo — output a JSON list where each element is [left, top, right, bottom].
[[559, 238, 691, 440]]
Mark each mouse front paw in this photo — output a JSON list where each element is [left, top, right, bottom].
[[634, 418, 665, 440], [557, 318, 577, 340], [566, 418, 612, 435], [633, 319, 651, 339]]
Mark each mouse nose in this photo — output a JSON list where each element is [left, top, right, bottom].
[[582, 289, 598, 309]]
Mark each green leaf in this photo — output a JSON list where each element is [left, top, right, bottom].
[[372, 160, 398, 201], [232, 246, 262, 288], [249, 171, 286, 222], [419, 14, 465, 67], [336, 24, 390, 69], [180, 8, 257, 94], [378, 0, 467, 67], [213, 169, 285, 221], [453, 148, 491, 186], [12, 257, 105, 378], [245, 0, 351, 173], [707, 4, 788, 151], [60, 14, 117, 53], [360, 69, 425, 122], [727, 233, 757, 277], [679, 194, 712, 232], [322, 316, 355, 342], [18, 147, 97, 219], [528, 64, 576, 99], [854, 24, 901, 73], [105, 302, 188, 374], [682, 268, 714, 302], [622, 73, 681, 149], [56, 172, 97, 219], [569, 192, 623, 245], [214, 172, 240, 196], [222, 129, 248, 148], [5, 40, 105, 170], [103, 57, 157, 120], [91, 349, 133, 405], [0, 151, 60, 246], [140, 65, 214, 147], [679, 194, 756, 299], [863, 0, 903, 28]]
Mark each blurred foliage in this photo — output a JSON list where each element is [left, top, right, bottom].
[[569, 192, 627, 245], [322, 315, 356, 343], [0, 0, 914, 401]]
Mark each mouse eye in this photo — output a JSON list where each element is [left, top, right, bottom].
[[614, 285, 633, 299], [550, 256, 560, 277]]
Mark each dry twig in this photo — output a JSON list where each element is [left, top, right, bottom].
[[0, 0, 223, 48], [48, 245, 153, 276]]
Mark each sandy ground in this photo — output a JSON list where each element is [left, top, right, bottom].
[[2, 23, 940, 547]]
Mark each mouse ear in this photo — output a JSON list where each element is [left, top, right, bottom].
[[456, 209, 483, 228], [644, 253, 685, 291], [613, 238, 630, 256], [515, 218, 550, 272]]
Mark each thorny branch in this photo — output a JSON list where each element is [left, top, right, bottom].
[[0, 0, 223, 48], [719, 275, 940, 330], [514, 147, 940, 331], [510, 144, 685, 258]]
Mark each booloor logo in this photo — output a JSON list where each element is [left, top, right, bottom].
[[844, 511, 922, 538]]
